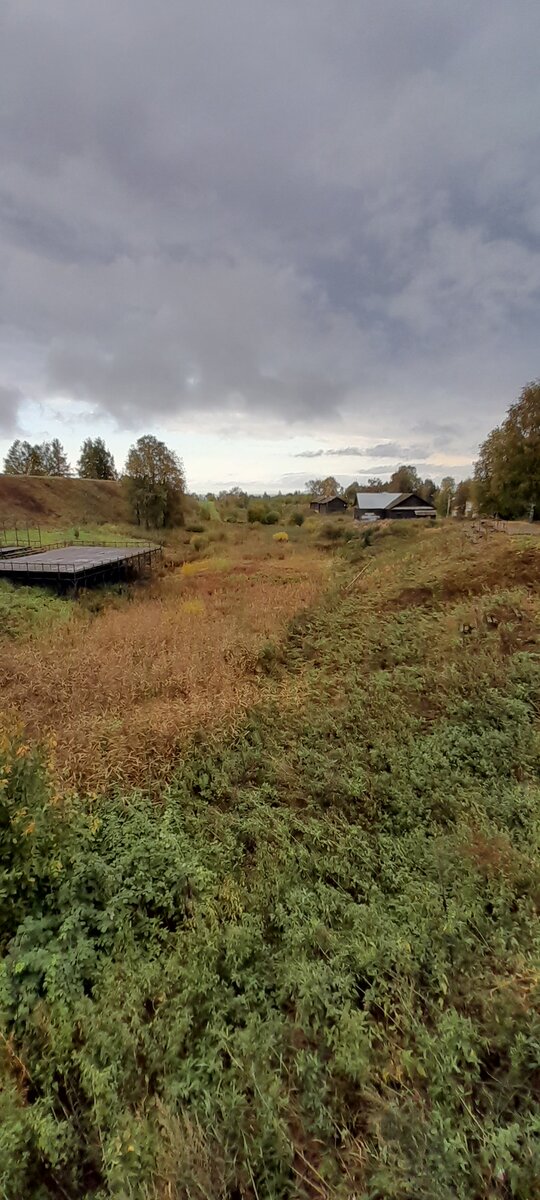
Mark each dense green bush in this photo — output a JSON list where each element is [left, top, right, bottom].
[[247, 502, 265, 523], [288, 511, 305, 526], [318, 519, 347, 541], [247, 504, 280, 525]]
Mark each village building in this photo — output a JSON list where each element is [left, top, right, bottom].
[[353, 492, 436, 521]]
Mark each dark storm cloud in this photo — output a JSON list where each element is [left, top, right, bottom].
[[1, 0, 540, 447], [0, 385, 22, 435]]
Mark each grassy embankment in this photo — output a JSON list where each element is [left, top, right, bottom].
[[0, 474, 129, 531], [2, 521, 540, 1198]]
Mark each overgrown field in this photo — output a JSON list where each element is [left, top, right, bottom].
[[2, 524, 540, 1198], [0, 529, 327, 789]]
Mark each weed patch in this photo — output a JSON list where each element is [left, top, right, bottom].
[[0, 580, 73, 641]]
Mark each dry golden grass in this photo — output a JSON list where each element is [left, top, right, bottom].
[[0, 541, 327, 790]]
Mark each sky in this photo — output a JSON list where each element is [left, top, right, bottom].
[[1, 1, 539, 493]]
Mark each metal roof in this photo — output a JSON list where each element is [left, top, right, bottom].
[[355, 492, 405, 509]]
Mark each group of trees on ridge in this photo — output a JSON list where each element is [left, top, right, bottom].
[[2, 435, 186, 529], [2, 380, 539, 524], [3, 437, 116, 480]]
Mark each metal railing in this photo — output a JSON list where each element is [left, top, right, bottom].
[[0, 524, 165, 549], [0, 543, 161, 575]]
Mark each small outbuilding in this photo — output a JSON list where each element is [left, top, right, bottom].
[[309, 495, 348, 515], [354, 492, 436, 521]]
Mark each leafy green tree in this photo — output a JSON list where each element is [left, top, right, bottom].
[[436, 476, 456, 517], [218, 487, 248, 508], [43, 438, 71, 476], [124, 435, 185, 527], [3, 439, 33, 474], [475, 381, 540, 518], [77, 437, 116, 480], [344, 482, 360, 505], [453, 478, 473, 516], [388, 464, 421, 493], [3, 439, 55, 475], [419, 478, 437, 504], [307, 476, 342, 499]]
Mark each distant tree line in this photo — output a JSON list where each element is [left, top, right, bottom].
[[7, 379, 537, 529], [307, 467, 473, 518]]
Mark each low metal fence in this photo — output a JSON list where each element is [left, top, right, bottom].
[[0, 543, 161, 575]]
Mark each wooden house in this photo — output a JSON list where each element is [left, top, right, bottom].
[[309, 495, 348, 515], [353, 492, 436, 521]]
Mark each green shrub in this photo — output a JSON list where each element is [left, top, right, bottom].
[[247, 503, 266, 523], [318, 520, 346, 541], [198, 499, 219, 522], [190, 533, 207, 551], [289, 512, 305, 526], [261, 510, 279, 525], [186, 522, 205, 533]]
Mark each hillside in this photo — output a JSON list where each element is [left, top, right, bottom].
[[0, 473, 129, 528], [2, 522, 540, 1197]]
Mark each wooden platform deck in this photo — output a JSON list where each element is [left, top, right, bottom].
[[0, 543, 162, 586]]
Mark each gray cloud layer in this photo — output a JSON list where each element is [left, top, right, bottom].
[[1, 0, 540, 447], [0, 385, 22, 435]]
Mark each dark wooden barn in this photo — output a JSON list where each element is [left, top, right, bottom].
[[353, 492, 437, 521], [309, 495, 348, 515]]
